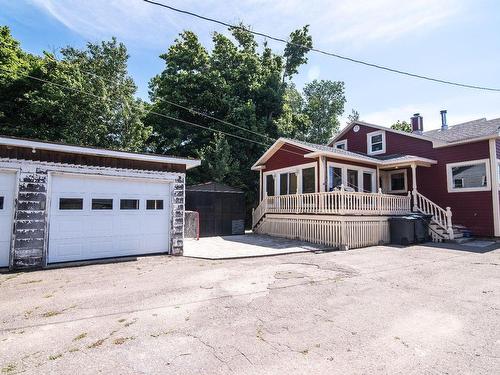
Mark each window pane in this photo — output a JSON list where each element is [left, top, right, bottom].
[[0, 196, 3, 210], [120, 199, 139, 210], [266, 175, 275, 196], [302, 167, 315, 193], [452, 163, 487, 188], [156, 200, 164, 210], [59, 198, 83, 210], [363, 173, 373, 193], [371, 142, 383, 152], [146, 200, 156, 210], [289, 173, 298, 194], [347, 170, 359, 191], [391, 173, 406, 191], [92, 199, 113, 210], [336, 143, 345, 150], [328, 167, 343, 191], [279, 173, 288, 195]]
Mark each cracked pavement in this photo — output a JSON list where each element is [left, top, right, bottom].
[[0, 243, 499, 374]]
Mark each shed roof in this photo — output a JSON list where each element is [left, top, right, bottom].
[[186, 182, 243, 193]]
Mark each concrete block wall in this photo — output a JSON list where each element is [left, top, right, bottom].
[[11, 167, 48, 269], [170, 174, 185, 255]]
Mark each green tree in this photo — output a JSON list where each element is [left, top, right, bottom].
[[391, 120, 412, 133], [0, 28, 150, 151], [347, 109, 360, 123], [302, 80, 346, 144], [195, 133, 238, 184], [283, 25, 313, 81]]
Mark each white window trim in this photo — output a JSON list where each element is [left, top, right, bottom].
[[367, 130, 386, 155], [263, 162, 317, 195], [497, 161, 500, 186], [334, 139, 347, 150], [326, 161, 376, 193], [446, 158, 491, 193], [387, 169, 408, 193]]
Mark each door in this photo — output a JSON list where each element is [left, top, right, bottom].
[[0, 171, 16, 267], [48, 173, 172, 263]]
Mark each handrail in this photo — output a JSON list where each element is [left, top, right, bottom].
[[412, 190, 454, 240], [252, 187, 412, 228]]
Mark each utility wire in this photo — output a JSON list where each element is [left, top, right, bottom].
[[44, 54, 274, 142], [141, 0, 500, 93]]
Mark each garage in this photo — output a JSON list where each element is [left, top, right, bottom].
[[0, 135, 200, 270], [0, 170, 16, 267], [48, 174, 172, 263]]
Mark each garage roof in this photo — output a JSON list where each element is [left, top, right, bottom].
[[0, 136, 201, 170]]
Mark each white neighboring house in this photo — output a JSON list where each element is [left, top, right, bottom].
[[0, 136, 200, 270]]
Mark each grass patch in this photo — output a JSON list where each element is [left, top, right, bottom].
[[87, 339, 105, 349], [1, 363, 16, 373], [41, 311, 61, 318], [48, 354, 62, 360], [73, 332, 87, 341]]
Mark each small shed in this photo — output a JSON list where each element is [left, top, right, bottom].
[[185, 182, 245, 237]]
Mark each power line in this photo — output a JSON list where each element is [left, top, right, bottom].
[[0, 67, 311, 159], [44, 54, 274, 142], [141, 0, 500, 93]]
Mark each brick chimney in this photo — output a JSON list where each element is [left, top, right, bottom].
[[440, 110, 448, 131], [411, 113, 423, 134]]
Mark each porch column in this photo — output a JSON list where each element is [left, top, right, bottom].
[[411, 163, 418, 211], [259, 169, 263, 202], [319, 156, 326, 192]]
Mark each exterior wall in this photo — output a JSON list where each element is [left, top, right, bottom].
[[1, 157, 186, 270], [264, 143, 314, 172]]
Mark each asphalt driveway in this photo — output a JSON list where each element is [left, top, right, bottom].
[[0, 243, 499, 374]]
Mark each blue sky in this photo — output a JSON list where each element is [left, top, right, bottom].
[[1, 0, 499, 131]]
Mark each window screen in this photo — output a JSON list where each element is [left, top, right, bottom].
[[289, 173, 297, 194], [59, 198, 83, 210], [92, 199, 113, 210], [146, 200, 164, 210], [363, 172, 373, 193], [120, 199, 139, 210], [328, 167, 342, 191], [302, 167, 315, 193], [0, 196, 4, 210], [279, 173, 288, 195], [370, 134, 383, 152], [451, 163, 487, 189], [347, 169, 359, 191], [266, 175, 275, 196], [390, 172, 406, 191]]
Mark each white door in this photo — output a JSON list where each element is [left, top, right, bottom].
[[0, 171, 16, 267], [48, 173, 172, 263]]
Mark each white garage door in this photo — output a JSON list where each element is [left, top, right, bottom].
[[48, 173, 172, 263], [0, 171, 16, 267]]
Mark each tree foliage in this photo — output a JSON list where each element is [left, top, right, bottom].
[[391, 120, 412, 133]]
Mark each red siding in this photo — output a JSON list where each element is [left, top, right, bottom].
[[264, 143, 316, 172]]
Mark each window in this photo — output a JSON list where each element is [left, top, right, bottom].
[[447, 159, 490, 192], [120, 199, 139, 210], [265, 174, 275, 197], [279, 172, 298, 195], [347, 169, 359, 191], [390, 172, 406, 192], [0, 196, 4, 210], [367, 130, 386, 155], [92, 199, 113, 210], [328, 167, 343, 191], [59, 198, 83, 210], [363, 172, 373, 193], [334, 140, 347, 150], [302, 167, 316, 193], [146, 200, 164, 210]]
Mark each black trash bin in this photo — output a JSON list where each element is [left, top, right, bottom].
[[388, 216, 418, 245], [411, 213, 433, 243]]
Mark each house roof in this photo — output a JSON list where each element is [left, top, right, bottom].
[[423, 117, 500, 143], [251, 137, 436, 170], [0, 135, 201, 169], [186, 181, 243, 193]]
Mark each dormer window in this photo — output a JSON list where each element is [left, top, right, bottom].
[[367, 130, 386, 155], [334, 140, 347, 150]]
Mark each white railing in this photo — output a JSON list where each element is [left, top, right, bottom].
[[412, 190, 454, 240], [252, 187, 411, 227], [254, 214, 390, 250]]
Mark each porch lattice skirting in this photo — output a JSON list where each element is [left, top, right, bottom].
[[254, 214, 390, 250]]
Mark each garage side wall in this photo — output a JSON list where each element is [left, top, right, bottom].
[[171, 174, 185, 255]]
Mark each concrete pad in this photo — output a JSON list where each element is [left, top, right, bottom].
[[183, 233, 333, 259]]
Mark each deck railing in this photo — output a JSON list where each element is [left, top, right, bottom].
[[412, 190, 454, 240], [252, 188, 411, 228]]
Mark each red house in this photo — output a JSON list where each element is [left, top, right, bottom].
[[251, 112, 500, 249]]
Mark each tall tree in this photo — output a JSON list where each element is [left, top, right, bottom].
[[302, 80, 346, 144], [391, 120, 412, 133], [347, 109, 360, 123], [0, 28, 150, 151], [283, 25, 313, 81]]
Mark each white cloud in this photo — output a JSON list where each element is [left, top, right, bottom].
[[307, 65, 320, 81], [31, 0, 466, 49]]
